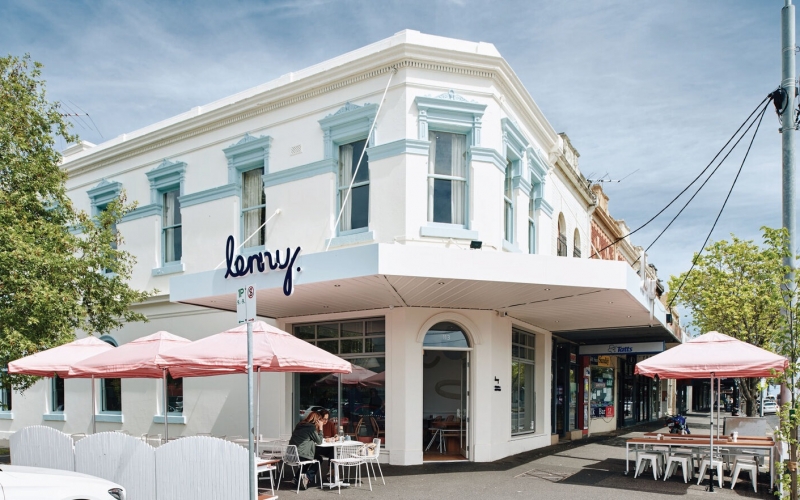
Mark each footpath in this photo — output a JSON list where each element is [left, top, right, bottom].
[[273, 413, 773, 499]]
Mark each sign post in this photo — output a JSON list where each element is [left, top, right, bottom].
[[237, 284, 256, 500]]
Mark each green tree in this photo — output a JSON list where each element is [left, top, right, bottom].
[[667, 227, 787, 417], [0, 54, 153, 391]]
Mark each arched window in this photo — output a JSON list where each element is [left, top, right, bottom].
[[557, 214, 567, 257], [424, 322, 470, 348], [573, 229, 581, 258]]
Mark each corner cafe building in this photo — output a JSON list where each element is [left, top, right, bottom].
[[25, 31, 681, 465]]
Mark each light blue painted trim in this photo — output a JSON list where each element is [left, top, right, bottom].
[[68, 225, 83, 235], [502, 118, 529, 159], [420, 225, 479, 240], [224, 134, 272, 182], [0, 411, 13, 420], [319, 103, 378, 151], [528, 147, 549, 183], [502, 240, 522, 253], [365, 139, 430, 162], [152, 261, 185, 277], [178, 184, 237, 208], [470, 147, 506, 173], [241, 244, 266, 257], [536, 198, 554, 217], [95, 413, 123, 423], [146, 159, 187, 203], [43, 413, 66, 421], [338, 226, 369, 237], [121, 203, 161, 223], [153, 414, 187, 424], [262, 159, 337, 188], [415, 90, 486, 145], [513, 176, 532, 194], [87, 179, 122, 212], [326, 230, 375, 249]]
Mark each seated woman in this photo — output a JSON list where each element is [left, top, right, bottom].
[[289, 412, 325, 489]]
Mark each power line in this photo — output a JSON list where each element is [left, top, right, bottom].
[[667, 99, 770, 310], [637, 98, 772, 259], [590, 94, 773, 259]]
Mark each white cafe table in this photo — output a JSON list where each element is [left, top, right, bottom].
[[318, 440, 360, 489]]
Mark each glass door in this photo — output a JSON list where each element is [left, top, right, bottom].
[[460, 353, 469, 457]]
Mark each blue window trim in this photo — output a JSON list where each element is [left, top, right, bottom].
[[0, 411, 13, 420], [527, 146, 552, 216], [87, 179, 122, 215], [528, 197, 537, 254], [224, 134, 272, 253], [146, 159, 187, 270], [95, 413, 123, 423], [153, 414, 187, 425], [325, 229, 375, 249], [178, 184, 238, 208], [319, 102, 378, 237], [43, 413, 66, 421], [502, 239, 522, 253]]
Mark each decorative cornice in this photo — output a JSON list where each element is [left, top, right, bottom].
[[469, 146, 505, 173], [120, 203, 161, 223], [502, 117, 528, 159], [178, 183, 238, 208], [262, 159, 337, 188], [146, 159, 186, 202], [365, 139, 430, 162], [513, 176, 532, 194], [86, 179, 122, 209], [528, 146, 548, 183], [223, 134, 272, 177], [536, 198, 554, 217]]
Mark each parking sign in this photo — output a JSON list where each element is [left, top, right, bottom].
[[236, 284, 256, 324]]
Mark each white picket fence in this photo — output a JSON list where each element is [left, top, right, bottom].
[[10, 425, 75, 472], [10, 427, 254, 500], [75, 432, 156, 500]]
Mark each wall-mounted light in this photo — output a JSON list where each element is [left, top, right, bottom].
[[470, 240, 483, 249]]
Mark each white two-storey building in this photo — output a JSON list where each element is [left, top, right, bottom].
[[4, 30, 676, 465]]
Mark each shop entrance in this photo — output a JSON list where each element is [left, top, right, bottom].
[[422, 322, 470, 462]]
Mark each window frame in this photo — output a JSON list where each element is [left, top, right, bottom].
[[240, 166, 267, 249], [98, 335, 122, 416], [427, 130, 470, 227], [337, 138, 371, 235], [146, 159, 186, 268], [511, 327, 536, 436], [528, 197, 536, 254], [51, 375, 65, 413], [573, 229, 582, 258], [222, 134, 272, 252], [504, 159, 514, 243]]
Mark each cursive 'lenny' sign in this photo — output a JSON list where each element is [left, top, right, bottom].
[[223, 235, 302, 296]]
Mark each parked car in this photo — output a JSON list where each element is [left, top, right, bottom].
[[298, 405, 326, 420], [762, 400, 779, 415], [0, 464, 125, 499]]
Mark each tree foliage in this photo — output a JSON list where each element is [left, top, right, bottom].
[[0, 54, 153, 390], [667, 227, 787, 417]]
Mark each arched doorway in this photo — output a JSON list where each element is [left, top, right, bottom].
[[422, 321, 471, 462]]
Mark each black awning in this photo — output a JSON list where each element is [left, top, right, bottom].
[[553, 324, 680, 345]]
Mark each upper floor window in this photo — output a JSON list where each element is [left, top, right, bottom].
[[339, 139, 370, 233], [146, 159, 186, 267], [573, 229, 581, 258], [528, 198, 536, 254], [223, 134, 272, 250], [428, 131, 467, 225], [557, 214, 567, 257], [241, 167, 266, 248], [504, 160, 514, 243], [166, 373, 183, 414], [162, 189, 182, 263]]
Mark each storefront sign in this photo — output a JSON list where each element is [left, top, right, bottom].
[[597, 355, 612, 367], [578, 341, 665, 356], [223, 235, 302, 296]]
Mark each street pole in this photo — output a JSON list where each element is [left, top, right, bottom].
[[782, 2, 797, 498], [247, 320, 255, 500]]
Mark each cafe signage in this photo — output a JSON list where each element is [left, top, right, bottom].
[[578, 341, 665, 356], [223, 235, 302, 296]]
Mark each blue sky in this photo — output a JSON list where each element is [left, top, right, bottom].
[[1, 0, 791, 327]]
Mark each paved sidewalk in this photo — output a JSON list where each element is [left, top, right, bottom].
[[268, 414, 774, 499]]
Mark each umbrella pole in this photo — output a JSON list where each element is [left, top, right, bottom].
[[91, 376, 96, 434], [163, 369, 169, 443], [716, 378, 721, 439], [708, 373, 715, 492], [256, 367, 260, 447]]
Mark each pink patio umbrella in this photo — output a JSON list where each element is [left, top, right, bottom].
[[156, 321, 352, 436], [9, 336, 115, 434], [362, 370, 385, 387], [68, 331, 191, 440], [635, 331, 787, 490]]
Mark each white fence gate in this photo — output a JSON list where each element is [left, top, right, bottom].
[[75, 432, 156, 500], [155, 436, 249, 500], [9, 425, 74, 472]]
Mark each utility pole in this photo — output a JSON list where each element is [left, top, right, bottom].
[[781, 1, 797, 499]]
